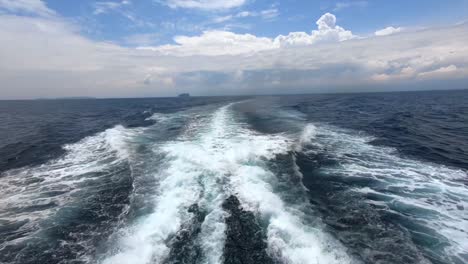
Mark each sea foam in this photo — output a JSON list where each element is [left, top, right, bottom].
[[101, 104, 355, 264]]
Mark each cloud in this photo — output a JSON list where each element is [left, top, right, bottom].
[[139, 30, 275, 56], [93, 0, 131, 15], [1, 12, 468, 99], [375, 26, 403, 36], [144, 13, 354, 56], [236, 8, 280, 20], [333, 1, 368, 11], [92, 1, 153, 27], [273, 13, 355, 47], [211, 8, 279, 24], [143, 70, 174, 86], [417, 65, 468, 80], [0, 0, 55, 17], [212, 15, 233, 23], [260, 8, 279, 20], [162, 0, 247, 10], [123, 33, 160, 45]]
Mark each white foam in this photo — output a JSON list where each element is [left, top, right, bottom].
[[103, 125, 137, 159], [0, 125, 135, 245], [199, 106, 353, 264], [295, 123, 317, 152], [102, 107, 230, 264], [196, 106, 353, 263], [304, 123, 468, 259], [226, 136, 354, 264], [146, 112, 172, 122], [101, 156, 202, 264], [102, 104, 354, 264]]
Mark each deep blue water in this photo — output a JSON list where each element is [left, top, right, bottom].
[[0, 90, 467, 264]]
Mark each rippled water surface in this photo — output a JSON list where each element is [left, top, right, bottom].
[[1, 91, 467, 264]]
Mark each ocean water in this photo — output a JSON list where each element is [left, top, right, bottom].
[[0, 91, 467, 264]]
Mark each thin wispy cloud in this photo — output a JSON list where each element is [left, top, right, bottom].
[[211, 8, 279, 24], [161, 0, 247, 10], [93, 0, 130, 15], [92, 0, 155, 28], [0, 0, 55, 17], [375, 26, 403, 36], [333, 1, 368, 11], [123, 32, 160, 45]]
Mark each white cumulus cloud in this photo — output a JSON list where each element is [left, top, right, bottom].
[[274, 13, 355, 47], [143, 13, 355, 56], [139, 30, 275, 56], [375, 26, 403, 36]]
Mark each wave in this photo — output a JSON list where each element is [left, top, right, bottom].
[[0, 125, 133, 221], [0, 125, 137, 262], [298, 122, 468, 263], [100, 104, 355, 264], [8, 101, 464, 264], [225, 129, 353, 263], [101, 108, 227, 264]]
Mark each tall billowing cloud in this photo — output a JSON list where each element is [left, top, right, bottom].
[[274, 13, 355, 47], [139, 13, 355, 56]]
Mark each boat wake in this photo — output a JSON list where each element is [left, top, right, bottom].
[[2, 102, 466, 264], [100, 104, 354, 264]]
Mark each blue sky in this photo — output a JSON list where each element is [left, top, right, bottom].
[[43, 0, 468, 46], [0, 0, 468, 99]]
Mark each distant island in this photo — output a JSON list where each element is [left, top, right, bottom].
[[178, 93, 190, 98], [35, 96, 96, 100]]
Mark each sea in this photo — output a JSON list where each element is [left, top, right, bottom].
[[0, 90, 467, 264]]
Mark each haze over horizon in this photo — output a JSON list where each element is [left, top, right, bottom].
[[1, 0, 468, 99]]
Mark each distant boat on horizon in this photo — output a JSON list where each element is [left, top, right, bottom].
[[178, 93, 190, 98]]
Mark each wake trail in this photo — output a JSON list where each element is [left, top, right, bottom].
[[300, 123, 468, 263], [101, 103, 355, 264], [0, 125, 138, 263]]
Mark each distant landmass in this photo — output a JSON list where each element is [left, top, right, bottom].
[[35, 96, 96, 100], [178, 93, 190, 98]]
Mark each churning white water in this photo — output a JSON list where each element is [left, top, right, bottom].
[[101, 104, 355, 264]]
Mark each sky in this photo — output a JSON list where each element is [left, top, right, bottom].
[[0, 0, 468, 99]]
